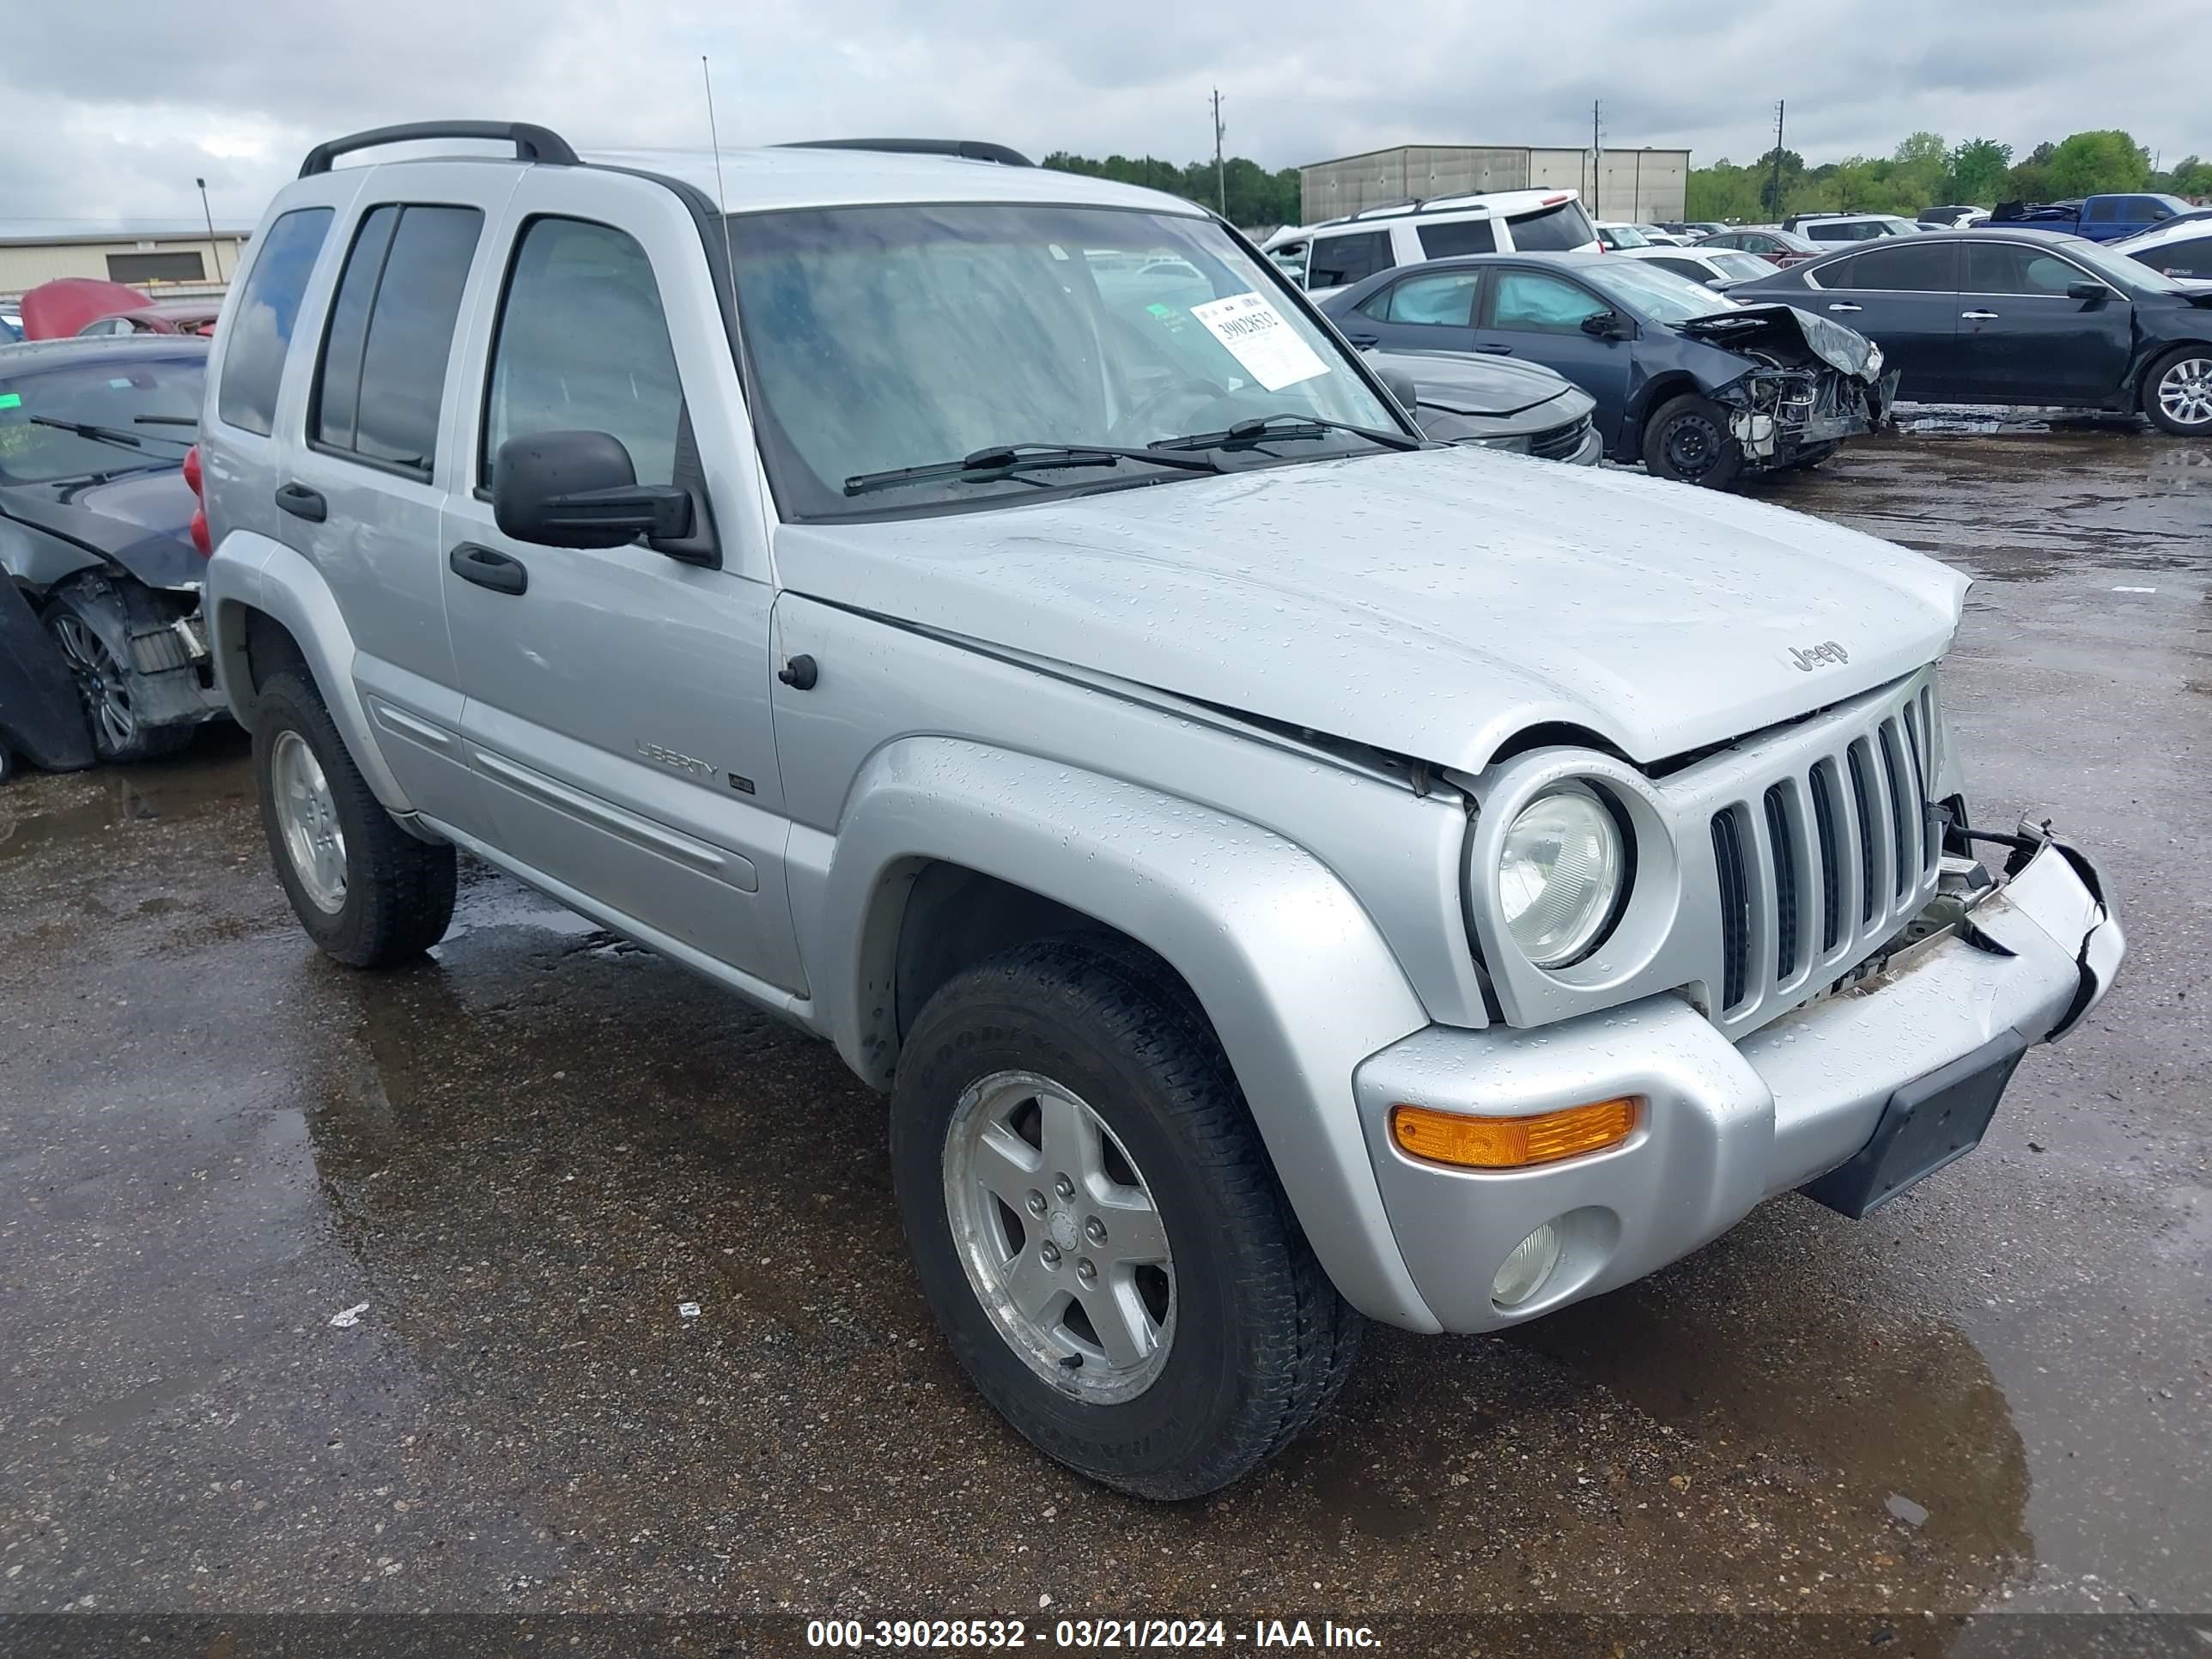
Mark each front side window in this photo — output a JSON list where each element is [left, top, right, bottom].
[[217, 205, 333, 436], [1963, 242, 2093, 296], [1417, 218, 1497, 258], [727, 202, 1403, 521], [1381, 270, 1482, 326], [1490, 270, 1612, 332], [484, 218, 684, 488], [1506, 200, 1596, 252], [311, 203, 483, 475], [1308, 230, 1392, 289]]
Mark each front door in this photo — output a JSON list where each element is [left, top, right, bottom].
[[1954, 242, 2135, 404], [1803, 237, 1964, 400], [439, 170, 803, 995], [1471, 266, 1636, 447]]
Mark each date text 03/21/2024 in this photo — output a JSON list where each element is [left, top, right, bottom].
[[805, 1619, 1382, 1650]]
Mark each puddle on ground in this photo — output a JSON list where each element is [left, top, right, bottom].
[[0, 748, 251, 863]]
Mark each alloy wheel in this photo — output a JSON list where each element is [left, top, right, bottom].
[[2156, 355, 2212, 428], [49, 612, 135, 753], [270, 729, 348, 913]]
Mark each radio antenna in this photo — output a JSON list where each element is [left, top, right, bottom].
[[702, 56, 738, 301]]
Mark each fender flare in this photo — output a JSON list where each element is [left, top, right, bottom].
[[812, 736, 1443, 1331], [206, 529, 416, 812]]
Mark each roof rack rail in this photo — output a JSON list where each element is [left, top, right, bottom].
[[778, 138, 1034, 167], [298, 121, 580, 178]]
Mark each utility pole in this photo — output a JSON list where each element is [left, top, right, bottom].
[[195, 176, 223, 283], [1212, 88, 1226, 216], [1769, 100, 1786, 217], [1590, 100, 1601, 218]]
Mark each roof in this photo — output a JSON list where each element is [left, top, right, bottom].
[[1311, 187, 1584, 232], [1298, 143, 1689, 169], [582, 145, 1200, 216], [0, 221, 253, 249]]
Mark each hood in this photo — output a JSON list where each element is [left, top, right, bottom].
[[1678, 303, 1882, 380], [775, 446, 1966, 773], [1374, 349, 1577, 417], [18, 277, 148, 341], [0, 466, 201, 591]]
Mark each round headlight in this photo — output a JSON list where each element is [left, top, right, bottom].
[[1498, 787, 1626, 969]]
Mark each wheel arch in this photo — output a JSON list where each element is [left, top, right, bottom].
[[806, 736, 1441, 1331], [1626, 369, 1705, 450]]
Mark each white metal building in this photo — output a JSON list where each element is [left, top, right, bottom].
[[0, 221, 252, 301], [1300, 145, 1690, 227]]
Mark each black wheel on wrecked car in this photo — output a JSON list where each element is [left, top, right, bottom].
[[40, 582, 194, 764], [2142, 344, 2212, 437], [1643, 393, 1746, 489], [890, 934, 1364, 1500], [252, 668, 457, 968]]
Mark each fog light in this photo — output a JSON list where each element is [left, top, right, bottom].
[[1492, 1224, 1564, 1309]]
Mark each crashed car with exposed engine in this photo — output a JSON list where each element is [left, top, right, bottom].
[[203, 125, 2118, 1502], [0, 335, 222, 777], [1319, 249, 1895, 488]]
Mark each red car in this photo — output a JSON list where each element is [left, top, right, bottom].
[[17, 278, 219, 341], [1692, 227, 1823, 269]]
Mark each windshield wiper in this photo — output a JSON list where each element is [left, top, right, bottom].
[[1151, 412, 1424, 454], [132, 415, 200, 428], [27, 415, 192, 453], [844, 441, 1220, 498]]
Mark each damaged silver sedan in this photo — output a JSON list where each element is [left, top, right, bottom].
[[1317, 251, 1898, 489]]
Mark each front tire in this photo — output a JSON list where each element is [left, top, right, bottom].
[[890, 936, 1364, 1500], [41, 580, 195, 763], [2142, 345, 2212, 436], [253, 669, 455, 967], [1642, 392, 1747, 489]]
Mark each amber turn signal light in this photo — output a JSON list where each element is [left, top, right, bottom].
[[1389, 1097, 1638, 1170]]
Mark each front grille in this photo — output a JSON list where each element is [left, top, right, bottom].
[[1529, 413, 1593, 461], [1706, 680, 1940, 1021]]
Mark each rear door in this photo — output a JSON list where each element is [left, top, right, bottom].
[[1802, 238, 1962, 398], [1954, 241, 2134, 404], [438, 167, 803, 994], [1471, 266, 1635, 446], [283, 167, 518, 833], [1340, 268, 1485, 353]]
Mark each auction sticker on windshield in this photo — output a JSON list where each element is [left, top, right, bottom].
[[1188, 292, 1328, 392]]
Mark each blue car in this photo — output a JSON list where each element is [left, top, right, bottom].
[[1318, 252, 1896, 488]]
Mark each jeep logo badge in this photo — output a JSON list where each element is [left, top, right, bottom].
[[1790, 641, 1850, 672]]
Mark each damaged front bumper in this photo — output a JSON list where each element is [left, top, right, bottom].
[[1352, 822, 2122, 1334], [1723, 364, 1900, 464]]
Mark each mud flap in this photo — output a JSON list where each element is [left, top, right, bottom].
[[0, 580, 94, 772]]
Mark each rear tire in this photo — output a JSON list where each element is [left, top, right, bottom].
[[2141, 345, 2212, 436], [890, 935, 1364, 1500], [1642, 392, 1747, 489], [253, 669, 455, 967]]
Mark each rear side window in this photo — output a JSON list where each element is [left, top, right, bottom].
[[1834, 240, 1958, 291], [311, 203, 483, 476], [1308, 231, 1392, 289], [2084, 198, 2120, 223], [1417, 218, 1497, 258], [2137, 234, 2212, 279], [1377, 270, 1481, 326], [1504, 200, 1595, 252], [483, 218, 685, 487], [217, 206, 334, 436]]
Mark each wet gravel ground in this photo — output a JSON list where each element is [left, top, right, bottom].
[[0, 422, 2206, 1634]]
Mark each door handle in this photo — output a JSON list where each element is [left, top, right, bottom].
[[1475, 343, 1514, 355], [1960, 310, 2000, 320], [274, 482, 326, 522], [1826, 302, 1863, 313], [448, 543, 528, 596], [1346, 332, 1379, 348]]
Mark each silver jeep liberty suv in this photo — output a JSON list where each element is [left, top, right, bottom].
[[196, 122, 2124, 1498]]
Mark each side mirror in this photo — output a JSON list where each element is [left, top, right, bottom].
[[2065, 281, 2110, 302], [1580, 310, 1624, 338], [491, 430, 693, 550], [1375, 363, 1422, 411]]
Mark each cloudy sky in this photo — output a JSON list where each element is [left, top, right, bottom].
[[4, 0, 2203, 228]]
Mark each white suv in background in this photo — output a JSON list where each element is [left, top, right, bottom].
[[1268, 190, 1601, 295], [1787, 213, 1923, 244]]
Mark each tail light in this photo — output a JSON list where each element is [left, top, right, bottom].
[[184, 443, 210, 557]]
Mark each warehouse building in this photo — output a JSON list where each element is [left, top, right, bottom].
[[1299, 144, 1690, 226], [0, 221, 252, 301]]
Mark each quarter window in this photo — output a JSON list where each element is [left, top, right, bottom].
[[311, 203, 483, 476], [1416, 219, 1497, 258], [1307, 231, 1392, 289], [483, 218, 685, 488], [217, 206, 333, 436], [1488, 270, 1609, 333]]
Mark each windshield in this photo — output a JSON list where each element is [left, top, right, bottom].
[[1601, 224, 1650, 248], [1708, 252, 1778, 283], [727, 203, 1405, 520], [1583, 258, 1742, 322], [0, 350, 204, 484]]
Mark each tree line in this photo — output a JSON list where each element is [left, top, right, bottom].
[[1686, 131, 2212, 223], [1044, 129, 2210, 232]]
